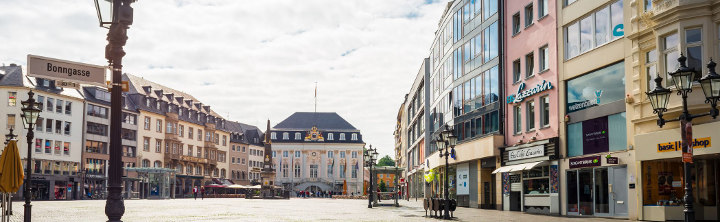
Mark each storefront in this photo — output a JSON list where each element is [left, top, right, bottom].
[[635, 121, 720, 221], [127, 167, 176, 199], [494, 138, 559, 214], [562, 61, 632, 218]]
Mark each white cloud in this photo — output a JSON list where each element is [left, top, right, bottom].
[[0, 0, 446, 159]]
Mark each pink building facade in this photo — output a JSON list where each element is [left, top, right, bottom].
[[495, 0, 560, 214]]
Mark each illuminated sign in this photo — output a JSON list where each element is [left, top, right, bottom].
[[506, 80, 553, 104]]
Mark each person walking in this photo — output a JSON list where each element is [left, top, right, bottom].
[[193, 186, 198, 200], [200, 186, 205, 200]]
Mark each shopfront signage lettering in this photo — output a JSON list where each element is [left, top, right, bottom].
[[508, 145, 544, 161], [656, 137, 711, 152], [606, 157, 619, 164], [567, 90, 603, 112], [506, 80, 553, 104], [569, 155, 601, 169]]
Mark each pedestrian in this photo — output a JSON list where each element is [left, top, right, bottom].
[[193, 186, 198, 200], [201, 186, 205, 200]]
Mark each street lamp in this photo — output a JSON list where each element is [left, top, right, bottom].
[[434, 124, 457, 220], [365, 145, 378, 208], [20, 90, 42, 222], [646, 55, 720, 222], [95, 0, 135, 221], [4, 128, 17, 145]]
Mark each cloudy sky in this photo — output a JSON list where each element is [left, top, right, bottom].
[[0, 0, 446, 158]]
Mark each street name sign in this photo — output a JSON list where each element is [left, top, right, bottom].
[[27, 54, 107, 86], [55, 80, 81, 89]]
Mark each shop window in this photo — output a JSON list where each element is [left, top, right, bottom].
[[523, 166, 549, 195]]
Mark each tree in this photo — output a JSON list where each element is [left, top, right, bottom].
[[376, 155, 395, 167], [379, 179, 387, 192]]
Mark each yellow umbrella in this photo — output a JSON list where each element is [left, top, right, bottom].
[[0, 140, 25, 193]]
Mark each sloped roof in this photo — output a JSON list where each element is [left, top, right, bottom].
[[0, 65, 25, 87], [274, 112, 357, 131]]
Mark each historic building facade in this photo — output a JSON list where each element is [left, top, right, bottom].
[[271, 112, 365, 195], [496, 0, 560, 215], [0, 64, 84, 201], [79, 86, 140, 199], [627, 0, 720, 220], [226, 121, 260, 185]]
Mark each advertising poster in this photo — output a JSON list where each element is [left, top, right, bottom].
[[582, 116, 609, 154], [456, 163, 469, 195]]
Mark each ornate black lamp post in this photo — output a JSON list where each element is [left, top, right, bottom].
[[646, 55, 720, 222], [95, 0, 135, 221], [434, 124, 457, 220], [4, 128, 17, 145], [20, 90, 42, 222], [364, 145, 378, 208]]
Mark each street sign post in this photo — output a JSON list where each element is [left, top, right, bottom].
[[27, 54, 107, 86]]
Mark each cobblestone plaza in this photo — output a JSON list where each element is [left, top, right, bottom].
[[5, 198, 626, 222]]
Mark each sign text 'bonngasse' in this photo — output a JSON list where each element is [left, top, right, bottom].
[[27, 54, 107, 86]]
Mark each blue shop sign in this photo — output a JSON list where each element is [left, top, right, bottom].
[[506, 80, 553, 104]]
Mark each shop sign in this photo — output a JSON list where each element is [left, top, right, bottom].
[[656, 137, 711, 152], [606, 157, 619, 164], [569, 156, 601, 169], [508, 145, 544, 161], [506, 80, 553, 104]]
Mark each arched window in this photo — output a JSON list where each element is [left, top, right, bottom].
[[213, 168, 219, 177], [153, 161, 162, 168], [176, 164, 183, 174], [340, 133, 346, 140], [187, 165, 193, 175], [294, 132, 301, 140], [271, 132, 277, 140], [282, 132, 289, 140], [242, 171, 246, 179], [221, 169, 226, 179], [197, 166, 202, 176], [351, 133, 358, 141], [294, 164, 301, 177], [328, 133, 334, 140]]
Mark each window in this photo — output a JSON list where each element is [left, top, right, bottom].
[[46, 118, 52, 133], [539, 45, 549, 72], [46, 98, 53, 112], [328, 133, 333, 140], [179, 125, 184, 137], [351, 133, 358, 141], [156, 120, 162, 133], [351, 151, 357, 158], [121, 129, 136, 141], [310, 165, 318, 178], [198, 129, 202, 141], [155, 139, 162, 153], [685, 28, 703, 79], [35, 139, 41, 153], [64, 122, 71, 135], [8, 92, 16, 106], [512, 13, 520, 35], [525, 52, 534, 77], [340, 133, 346, 140], [646, 49, 658, 90], [644, 0, 652, 11], [37, 95, 44, 110], [524, 4, 533, 27], [45, 139, 51, 153], [295, 151, 300, 158], [340, 151, 346, 158], [271, 132, 277, 140], [86, 122, 108, 136], [142, 159, 150, 168], [483, 0, 497, 20], [565, 0, 578, 6], [189, 127, 193, 138], [282, 132, 289, 140], [351, 165, 358, 178], [327, 151, 333, 158], [56, 99, 63, 113], [294, 132, 301, 140], [663, 33, 680, 87], [294, 164, 301, 177], [85, 140, 107, 154], [143, 137, 150, 151], [564, 0, 624, 60], [540, 96, 550, 127], [539, 0, 548, 17], [514, 106, 522, 134], [339, 165, 346, 178], [327, 164, 333, 178], [484, 22, 499, 62], [63, 142, 70, 155], [222, 135, 226, 145], [144, 117, 150, 130], [35, 117, 43, 132], [87, 104, 108, 119], [283, 151, 288, 157], [513, 59, 521, 82], [527, 100, 535, 131], [6, 114, 15, 130]]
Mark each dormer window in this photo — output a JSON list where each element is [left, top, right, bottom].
[[351, 133, 358, 141], [145, 98, 150, 107], [156, 101, 161, 110], [328, 133, 334, 140], [179, 108, 183, 116], [340, 133, 346, 140], [271, 132, 277, 140], [282, 132, 289, 140], [294, 132, 301, 140]]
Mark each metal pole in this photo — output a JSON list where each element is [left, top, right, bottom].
[[105, 0, 131, 221], [368, 160, 372, 208], [443, 150, 449, 219], [23, 127, 33, 222], [680, 92, 695, 222]]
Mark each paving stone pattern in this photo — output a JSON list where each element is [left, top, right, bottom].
[[8, 198, 627, 222]]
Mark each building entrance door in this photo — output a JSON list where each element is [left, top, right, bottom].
[[578, 169, 594, 215], [567, 166, 627, 218]]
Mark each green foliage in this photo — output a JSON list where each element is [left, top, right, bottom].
[[379, 179, 387, 192], [376, 155, 395, 167]]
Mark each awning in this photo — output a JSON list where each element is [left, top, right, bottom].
[[492, 161, 547, 174]]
